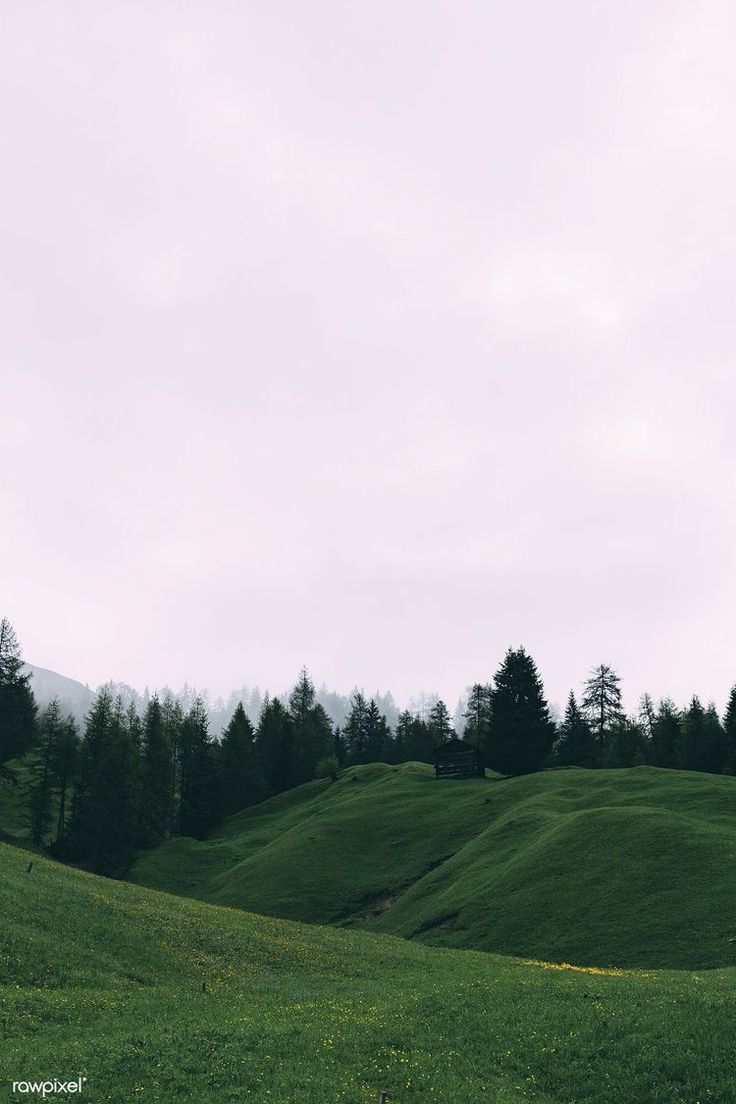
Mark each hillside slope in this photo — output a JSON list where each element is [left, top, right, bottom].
[[3, 841, 736, 1104], [130, 763, 736, 969]]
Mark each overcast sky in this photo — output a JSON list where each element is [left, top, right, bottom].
[[3, 1, 736, 713]]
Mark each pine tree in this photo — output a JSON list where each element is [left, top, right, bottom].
[[394, 711, 434, 763], [638, 694, 656, 741], [682, 697, 705, 772], [343, 692, 369, 764], [161, 695, 184, 837], [582, 665, 624, 756], [602, 716, 649, 767], [50, 712, 79, 846], [67, 689, 141, 874], [28, 700, 62, 844], [287, 669, 333, 782], [705, 704, 728, 774], [650, 699, 682, 768], [138, 696, 174, 846], [463, 684, 492, 748], [427, 699, 453, 745], [487, 648, 556, 775], [288, 667, 315, 727], [256, 696, 295, 793], [178, 698, 220, 838], [219, 702, 265, 816], [364, 699, 391, 762], [552, 692, 597, 767], [723, 686, 736, 773], [0, 617, 37, 766], [333, 726, 347, 767]]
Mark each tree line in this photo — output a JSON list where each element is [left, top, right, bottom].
[[2, 618, 736, 876]]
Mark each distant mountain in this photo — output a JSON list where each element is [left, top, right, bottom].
[[23, 664, 94, 725]]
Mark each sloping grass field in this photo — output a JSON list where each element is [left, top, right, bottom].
[[2, 840, 736, 1104], [131, 763, 736, 969]]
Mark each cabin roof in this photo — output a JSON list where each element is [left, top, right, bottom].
[[435, 737, 474, 751]]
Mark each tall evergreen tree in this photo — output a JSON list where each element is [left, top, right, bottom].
[[723, 686, 736, 774], [650, 699, 682, 768], [363, 699, 391, 762], [552, 692, 597, 767], [256, 696, 295, 793], [638, 694, 656, 741], [463, 684, 492, 748], [178, 698, 220, 838], [0, 617, 37, 766], [288, 667, 315, 727], [138, 696, 174, 846], [680, 697, 725, 774], [50, 712, 79, 846], [602, 716, 649, 767], [28, 700, 63, 844], [487, 647, 556, 775], [427, 699, 453, 745], [287, 668, 333, 782], [333, 725, 347, 767], [67, 689, 141, 874], [396, 711, 435, 763], [219, 702, 265, 816], [343, 692, 369, 764], [161, 695, 184, 837], [582, 664, 624, 756]]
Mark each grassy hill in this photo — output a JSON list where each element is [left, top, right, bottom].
[[2, 840, 736, 1103], [131, 762, 736, 969]]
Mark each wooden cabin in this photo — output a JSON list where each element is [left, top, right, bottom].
[[433, 737, 485, 779]]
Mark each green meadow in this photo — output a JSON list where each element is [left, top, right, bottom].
[[4, 763, 736, 1102], [132, 762, 736, 969], [2, 840, 736, 1104]]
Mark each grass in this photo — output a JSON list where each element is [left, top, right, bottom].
[[131, 762, 736, 969], [3, 840, 736, 1103]]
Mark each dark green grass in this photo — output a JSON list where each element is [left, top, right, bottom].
[[131, 763, 736, 968], [2, 841, 736, 1104], [0, 757, 44, 851]]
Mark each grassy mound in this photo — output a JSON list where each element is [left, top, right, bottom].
[[2, 841, 736, 1103], [131, 763, 736, 968]]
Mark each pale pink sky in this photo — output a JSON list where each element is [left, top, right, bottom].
[[3, 1, 736, 711]]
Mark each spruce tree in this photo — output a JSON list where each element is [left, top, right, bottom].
[[552, 692, 597, 767], [288, 669, 333, 782], [68, 689, 141, 874], [363, 699, 391, 762], [0, 617, 37, 765], [161, 695, 184, 837], [487, 647, 556, 775], [288, 667, 315, 727], [679, 697, 726, 773], [256, 696, 295, 793], [28, 700, 62, 844], [602, 716, 649, 767], [138, 696, 174, 846], [427, 699, 453, 745], [178, 698, 220, 838], [723, 686, 736, 773], [463, 684, 492, 748], [651, 699, 682, 768], [343, 692, 369, 764], [582, 664, 624, 757], [50, 712, 79, 846], [400, 712, 434, 763], [219, 702, 265, 816], [333, 726, 347, 767]]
